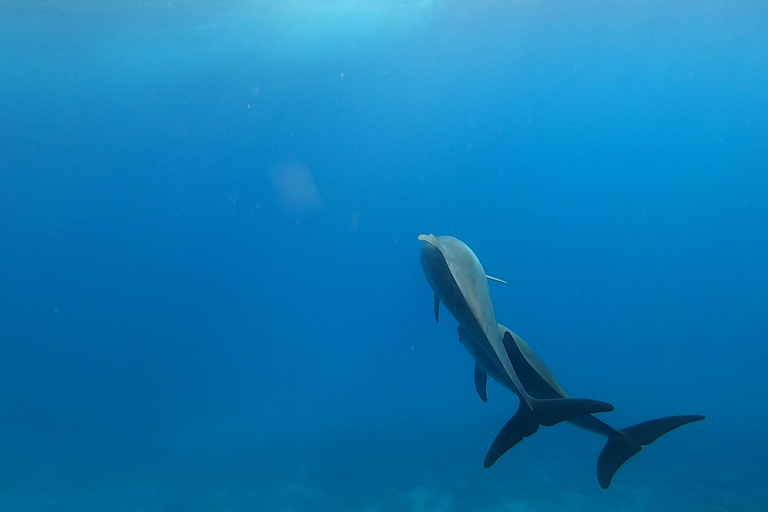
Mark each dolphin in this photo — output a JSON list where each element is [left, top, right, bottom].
[[418, 233, 705, 488], [418, 234, 614, 428]]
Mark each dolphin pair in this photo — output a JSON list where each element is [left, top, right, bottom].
[[418, 234, 704, 488]]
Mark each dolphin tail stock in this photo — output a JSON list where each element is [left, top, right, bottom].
[[596, 414, 706, 489], [501, 331, 614, 427]]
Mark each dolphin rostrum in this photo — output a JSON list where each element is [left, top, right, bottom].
[[418, 233, 705, 488]]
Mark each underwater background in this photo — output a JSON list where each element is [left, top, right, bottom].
[[1, 1, 767, 510]]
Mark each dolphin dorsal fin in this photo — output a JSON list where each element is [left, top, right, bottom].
[[486, 274, 507, 284]]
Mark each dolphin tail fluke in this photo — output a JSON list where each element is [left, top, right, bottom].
[[596, 433, 641, 489], [597, 414, 705, 488], [530, 397, 614, 427], [484, 397, 615, 468], [484, 401, 539, 468]]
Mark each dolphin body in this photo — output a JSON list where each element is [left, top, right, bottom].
[[418, 233, 705, 488]]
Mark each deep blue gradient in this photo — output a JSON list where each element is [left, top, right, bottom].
[[1, 1, 767, 510]]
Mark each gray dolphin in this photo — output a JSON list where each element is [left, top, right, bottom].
[[418, 234, 614, 427], [419, 233, 705, 488]]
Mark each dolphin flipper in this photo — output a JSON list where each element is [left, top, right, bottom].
[[433, 294, 440, 322], [474, 363, 488, 403], [597, 414, 706, 488], [484, 400, 539, 468]]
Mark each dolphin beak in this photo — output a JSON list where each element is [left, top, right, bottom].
[[418, 233, 436, 244]]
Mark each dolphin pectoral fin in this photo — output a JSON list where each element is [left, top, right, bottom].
[[474, 363, 488, 403], [485, 274, 507, 284], [530, 397, 614, 427], [457, 325, 494, 403], [596, 414, 705, 489], [433, 294, 440, 322], [484, 400, 539, 468]]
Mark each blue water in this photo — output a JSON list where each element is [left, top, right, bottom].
[[1, 1, 767, 510]]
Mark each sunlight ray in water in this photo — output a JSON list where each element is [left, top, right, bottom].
[[239, 0, 443, 59]]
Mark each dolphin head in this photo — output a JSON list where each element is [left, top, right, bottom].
[[418, 234, 478, 284]]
